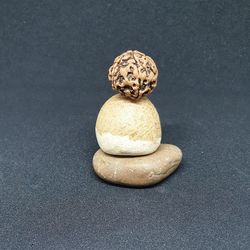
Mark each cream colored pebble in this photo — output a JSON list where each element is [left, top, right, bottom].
[[95, 94, 161, 156]]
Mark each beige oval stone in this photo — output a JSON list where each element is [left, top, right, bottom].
[[95, 94, 161, 156], [93, 144, 182, 187]]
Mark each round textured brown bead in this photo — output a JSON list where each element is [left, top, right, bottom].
[[108, 50, 158, 100]]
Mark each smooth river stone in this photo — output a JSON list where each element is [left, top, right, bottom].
[[95, 94, 161, 156], [93, 144, 182, 187]]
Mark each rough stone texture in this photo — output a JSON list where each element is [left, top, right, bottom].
[[96, 94, 161, 156], [93, 144, 182, 187], [108, 50, 158, 99]]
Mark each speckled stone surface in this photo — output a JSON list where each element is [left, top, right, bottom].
[[93, 144, 182, 186], [95, 94, 161, 156]]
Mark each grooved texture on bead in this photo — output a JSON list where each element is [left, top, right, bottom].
[[108, 50, 158, 99]]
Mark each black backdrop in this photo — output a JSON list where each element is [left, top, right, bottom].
[[1, 1, 249, 249]]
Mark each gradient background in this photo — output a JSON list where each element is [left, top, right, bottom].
[[1, 1, 249, 249]]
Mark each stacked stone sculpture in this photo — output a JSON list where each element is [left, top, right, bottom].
[[93, 50, 182, 186]]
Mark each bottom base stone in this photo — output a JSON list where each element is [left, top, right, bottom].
[[92, 144, 182, 187]]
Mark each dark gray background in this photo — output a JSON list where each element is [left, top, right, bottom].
[[1, 0, 249, 249]]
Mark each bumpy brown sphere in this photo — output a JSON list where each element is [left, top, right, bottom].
[[108, 50, 158, 100]]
